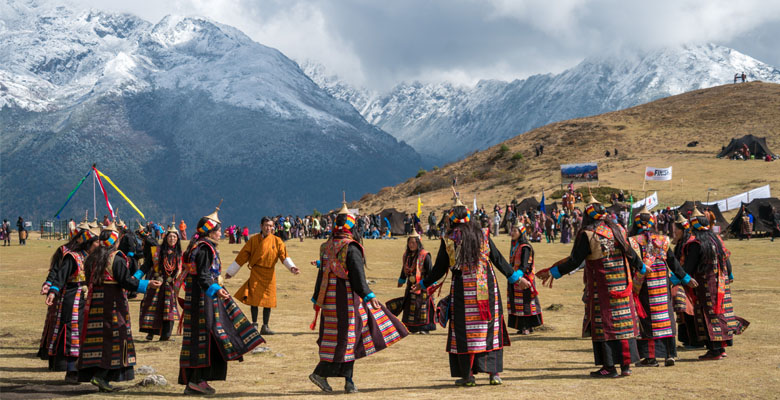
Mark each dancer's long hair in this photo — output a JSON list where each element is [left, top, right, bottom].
[[447, 206, 484, 267], [689, 216, 726, 271], [85, 231, 119, 285], [48, 232, 89, 273]]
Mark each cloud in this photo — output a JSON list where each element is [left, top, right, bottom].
[[70, 0, 780, 90]]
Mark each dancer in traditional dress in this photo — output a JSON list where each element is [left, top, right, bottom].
[[79, 222, 161, 392], [628, 207, 698, 367], [309, 200, 408, 393], [137, 222, 182, 341], [537, 194, 646, 378], [681, 208, 749, 361], [507, 223, 543, 335], [412, 194, 527, 386], [226, 216, 300, 335], [671, 213, 703, 349], [396, 231, 436, 334], [179, 206, 264, 395], [41, 222, 99, 383], [39, 219, 93, 362]]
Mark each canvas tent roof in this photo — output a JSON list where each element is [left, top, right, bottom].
[[379, 208, 407, 236], [727, 198, 780, 234], [675, 201, 729, 231], [717, 134, 777, 159]]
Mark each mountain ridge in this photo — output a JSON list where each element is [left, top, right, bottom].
[[0, 0, 423, 224], [304, 44, 780, 163]]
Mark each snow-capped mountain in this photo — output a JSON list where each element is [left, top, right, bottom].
[[0, 0, 423, 223], [305, 44, 780, 162]]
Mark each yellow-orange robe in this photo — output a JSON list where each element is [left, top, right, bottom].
[[233, 233, 289, 307]]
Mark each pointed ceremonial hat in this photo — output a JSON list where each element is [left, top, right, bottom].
[[451, 185, 465, 207], [586, 193, 600, 205], [166, 218, 179, 234], [102, 221, 120, 233], [76, 219, 91, 231], [675, 213, 688, 224], [636, 204, 650, 216], [338, 191, 351, 215], [408, 230, 420, 238], [204, 200, 222, 224], [690, 205, 705, 218]]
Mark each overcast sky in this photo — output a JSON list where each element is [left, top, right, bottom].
[[74, 0, 780, 90]]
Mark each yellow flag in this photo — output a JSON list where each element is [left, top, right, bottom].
[[96, 170, 146, 219], [417, 195, 423, 217]]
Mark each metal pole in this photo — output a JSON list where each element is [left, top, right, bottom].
[[93, 173, 96, 220]]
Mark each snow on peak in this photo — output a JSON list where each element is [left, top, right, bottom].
[[305, 43, 780, 161], [0, 2, 357, 124]]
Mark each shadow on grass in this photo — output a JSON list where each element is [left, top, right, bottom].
[[0, 384, 96, 399], [505, 366, 589, 372], [516, 336, 578, 341], [0, 352, 41, 359], [0, 366, 51, 372]]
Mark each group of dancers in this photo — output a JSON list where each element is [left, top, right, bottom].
[[36, 190, 748, 395]]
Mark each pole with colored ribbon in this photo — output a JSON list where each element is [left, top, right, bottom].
[[92, 164, 115, 219], [53, 169, 92, 219], [93, 168, 146, 219]]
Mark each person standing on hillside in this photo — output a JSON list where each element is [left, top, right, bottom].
[[309, 201, 408, 393], [537, 194, 646, 378], [225, 217, 300, 335]]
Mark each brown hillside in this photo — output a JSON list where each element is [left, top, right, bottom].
[[355, 81, 780, 215]]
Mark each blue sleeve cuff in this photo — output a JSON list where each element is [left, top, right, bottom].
[[398, 278, 407, 285], [669, 273, 681, 285], [728, 272, 734, 281], [418, 279, 428, 290], [508, 269, 523, 285], [311, 298, 316, 304], [49, 286, 60, 293], [639, 263, 647, 275], [315, 260, 321, 268], [137, 279, 149, 294], [127, 252, 135, 257], [133, 270, 144, 280], [206, 283, 222, 298], [682, 274, 691, 285], [550, 266, 562, 280], [363, 292, 376, 302]]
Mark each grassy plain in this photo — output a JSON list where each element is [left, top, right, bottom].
[[1, 232, 779, 399]]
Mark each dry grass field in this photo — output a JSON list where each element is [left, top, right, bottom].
[[1, 232, 779, 399]]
